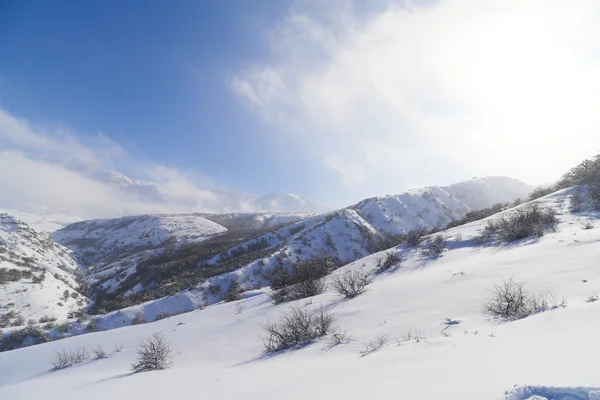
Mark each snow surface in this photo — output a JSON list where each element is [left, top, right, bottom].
[[0, 213, 85, 321], [1, 188, 598, 399]]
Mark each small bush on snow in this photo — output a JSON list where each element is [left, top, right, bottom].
[[585, 293, 599, 303], [262, 305, 335, 353], [420, 235, 447, 257], [93, 345, 108, 359], [223, 278, 243, 302], [484, 278, 565, 320], [131, 332, 173, 373], [484, 278, 530, 319], [331, 269, 371, 298], [132, 312, 147, 325], [50, 348, 90, 370], [405, 227, 428, 248], [358, 334, 388, 357], [375, 251, 402, 273], [483, 205, 558, 243]]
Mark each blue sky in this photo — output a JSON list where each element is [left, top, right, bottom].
[[1, 0, 599, 216], [0, 0, 315, 195]]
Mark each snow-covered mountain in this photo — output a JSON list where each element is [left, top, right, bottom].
[[53, 214, 227, 265], [45, 176, 531, 311], [0, 212, 86, 324], [1, 186, 599, 399]]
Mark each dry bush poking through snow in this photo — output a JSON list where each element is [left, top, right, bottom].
[[50, 348, 90, 370], [585, 293, 599, 303], [93, 345, 107, 359], [487, 205, 558, 243], [131, 332, 173, 373], [331, 269, 371, 298], [262, 305, 335, 353], [484, 278, 530, 319], [375, 251, 402, 273], [421, 235, 447, 257], [359, 334, 388, 357], [405, 227, 428, 248], [484, 278, 565, 320]]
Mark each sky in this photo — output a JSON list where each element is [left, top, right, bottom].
[[1, 0, 600, 219]]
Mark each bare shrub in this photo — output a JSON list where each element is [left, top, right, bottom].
[[421, 235, 447, 257], [132, 312, 147, 325], [406, 227, 428, 248], [262, 305, 335, 353], [131, 332, 173, 373], [223, 278, 243, 302], [570, 191, 585, 212], [331, 269, 371, 298], [154, 312, 174, 321], [325, 330, 353, 348], [582, 222, 594, 230], [489, 205, 558, 243], [484, 278, 564, 320], [484, 278, 530, 319], [400, 327, 426, 343], [375, 251, 402, 273], [270, 254, 334, 304], [585, 293, 599, 303], [51, 348, 90, 370], [359, 334, 388, 357], [92, 345, 108, 359]]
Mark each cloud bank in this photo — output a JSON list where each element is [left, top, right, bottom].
[[232, 0, 600, 201], [0, 108, 324, 222]]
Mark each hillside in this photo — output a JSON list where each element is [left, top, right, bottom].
[[46, 176, 530, 313], [0, 187, 599, 399], [0, 213, 86, 325]]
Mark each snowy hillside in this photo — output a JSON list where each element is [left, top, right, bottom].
[[1, 187, 599, 399], [0, 213, 86, 324], [42, 176, 531, 312], [53, 214, 228, 265], [0, 209, 65, 233]]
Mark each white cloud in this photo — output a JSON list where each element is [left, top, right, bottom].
[[0, 107, 326, 220], [0, 109, 222, 219], [232, 0, 600, 201]]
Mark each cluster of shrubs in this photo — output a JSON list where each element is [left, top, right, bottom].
[[331, 269, 371, 298], [49, 332, 173, 373], [0, 325, 51, 352], [475, 205, 558, 244], [262, 305, 335, 353], [420, 235, 447, 257], [270, 251, 340, 304], [484, 277, 565, 320], [375, 251, 402, 273]]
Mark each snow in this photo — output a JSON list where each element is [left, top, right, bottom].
[[0, 213, 85, 321], [0, 209, 65, 233], [53, 213, 227, 264], [0, 187, 599, 399]]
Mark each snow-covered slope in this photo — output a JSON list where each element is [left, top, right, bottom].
[[0, 213, 86, 323], [0, 209, 65, 233], [53, 214, 227, 265], [443, 176, 534, 210], [1, 188, 598, 399], [49, 176, 530, 304]]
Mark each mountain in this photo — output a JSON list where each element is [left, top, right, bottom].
[[45, 176, 531, 314], [0, 212, 86, 325], [1, 186, 599, 399]]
